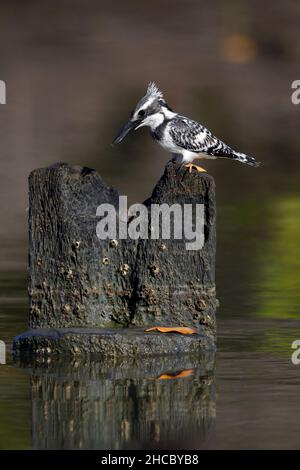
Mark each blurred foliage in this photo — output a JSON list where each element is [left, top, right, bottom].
[[221, 34, 258, 64], [257, 197, 300, 319]]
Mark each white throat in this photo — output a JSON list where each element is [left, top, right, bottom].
[[135, 112, 164, 131], [161, 106, 177, 119], [135, 106, 177, 131]]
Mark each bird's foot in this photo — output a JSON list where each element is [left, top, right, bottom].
[[185, 163, 206, 173], [175, 163, 186, 175], [170, 154, 180, 163]]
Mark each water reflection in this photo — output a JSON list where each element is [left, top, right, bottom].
[[16, 353, 216, 449]]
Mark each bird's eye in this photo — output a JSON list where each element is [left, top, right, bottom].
[[138, 109, 145, 117]]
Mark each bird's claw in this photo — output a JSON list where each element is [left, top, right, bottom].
[[184, 163, 206, 173], [175, 163, 186, 175]]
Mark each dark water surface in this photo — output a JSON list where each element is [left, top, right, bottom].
[[1, 186, 300, 450]]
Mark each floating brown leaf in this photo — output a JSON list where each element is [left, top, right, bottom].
[[144, 326, 198, 335], [157, 369, 195, 380]]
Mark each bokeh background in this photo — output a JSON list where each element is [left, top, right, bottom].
[[1, 0, 300, 450], [1, 0, 300, 269]]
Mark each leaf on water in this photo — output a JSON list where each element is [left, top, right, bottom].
[[144, 326, 198, 335], [157, 369, 195, 380]]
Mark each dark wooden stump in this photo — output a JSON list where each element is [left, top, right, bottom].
[[14, 162, 217, 356], [132, 163, 216, 331]]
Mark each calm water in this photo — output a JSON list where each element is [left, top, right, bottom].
[[1, 184, 300, 450]]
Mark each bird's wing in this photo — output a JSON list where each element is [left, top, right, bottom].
[[169, 117, 233, 156]]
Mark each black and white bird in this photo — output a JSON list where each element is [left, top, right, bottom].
[[112, 82, 259, 173]]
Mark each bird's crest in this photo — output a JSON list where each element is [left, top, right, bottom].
[[146, 82, 164, 101]]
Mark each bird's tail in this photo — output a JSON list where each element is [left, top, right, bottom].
[[232, 151, 261, 167]]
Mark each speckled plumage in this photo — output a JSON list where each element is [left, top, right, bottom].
[[113, 82, 260, 168]]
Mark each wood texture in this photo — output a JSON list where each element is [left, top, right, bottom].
[[28, 162, 216, 332]]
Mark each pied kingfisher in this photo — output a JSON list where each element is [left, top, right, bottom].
[[112, 82, 260, 173]]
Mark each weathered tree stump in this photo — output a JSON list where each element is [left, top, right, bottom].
[[14, 162, 217, 356]]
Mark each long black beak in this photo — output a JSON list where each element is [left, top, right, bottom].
[[112, 120, 139, 145]]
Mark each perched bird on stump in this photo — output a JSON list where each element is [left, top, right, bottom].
[[112, 82, 260, 172]]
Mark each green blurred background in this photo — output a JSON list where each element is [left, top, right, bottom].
[[0, 0, 300, 450]]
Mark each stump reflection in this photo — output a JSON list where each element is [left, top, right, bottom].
[[21, 353, 216, 449]]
